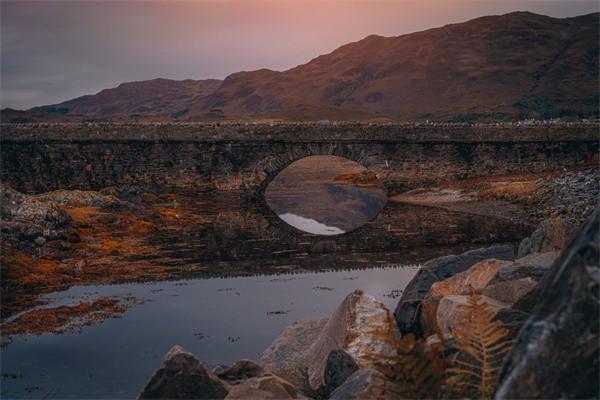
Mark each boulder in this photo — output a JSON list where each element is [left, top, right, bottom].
[[429, 259, 510, 298], [436, 295, 508, 337], [481, 277, 537, 305], [495, 211, 599, 399], [304, 290, 400, 392], [394, 244, 515, 336], [259, 317, 328, 389], [517, 216, 569, 257], [323, 350, 359, 395], [225, 374, 298, 399], [329, 367, 398, 400], [216, 359, 264, 383], [139, 345, 228, 399], [488, 251, 558, 285]]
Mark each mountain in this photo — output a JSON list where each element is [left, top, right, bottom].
[[34, 78, 222, 117], [34, 12, 598, 121]]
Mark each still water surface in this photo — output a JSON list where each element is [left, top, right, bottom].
[[1, 156, 533, 399], [2, 267, 418, 399]]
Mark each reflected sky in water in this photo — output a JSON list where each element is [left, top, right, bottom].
[[265, 156, 387, 235], [278, 212, 345, 235], [1, 266, 418, 399]]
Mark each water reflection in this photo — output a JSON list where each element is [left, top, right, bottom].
[[278, 212, 345, 235], [265, 156, 387, 234], [1, 267, 418, 399]]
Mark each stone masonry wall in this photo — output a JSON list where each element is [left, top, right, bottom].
[[2, 127, 597, 195]]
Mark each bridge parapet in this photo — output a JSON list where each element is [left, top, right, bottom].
[[1, 122, 598, 142]]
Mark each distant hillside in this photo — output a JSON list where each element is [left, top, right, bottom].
[[32, 12, 599, 122], [34, 78, 222, 117]]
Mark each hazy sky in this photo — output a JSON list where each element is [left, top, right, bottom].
[[1, 1, 598, 109]]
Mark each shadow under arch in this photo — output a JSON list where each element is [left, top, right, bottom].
[[250, 141, 376, 199]]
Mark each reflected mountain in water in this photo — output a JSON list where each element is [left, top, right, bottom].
[[265, 156, 387, 234]]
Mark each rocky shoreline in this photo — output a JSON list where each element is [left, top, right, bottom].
[[1, 166, 597, 398], [135, 167, 599, 399], [138, 210, 598, 399]]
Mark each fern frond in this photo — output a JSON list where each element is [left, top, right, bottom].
[[445, 292, 514, 400]]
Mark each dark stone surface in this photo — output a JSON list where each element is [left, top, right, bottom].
[[328, 366, 394, 400], [323, 350, 359, 395], [215, 359, 264, 383], [138, 345, 228, 400], [494, 211, 599, 400], [394, 244, 515, 337]]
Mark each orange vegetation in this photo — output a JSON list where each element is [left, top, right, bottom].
[[1, 296, 141, 346], [1, 196, 210, 321]]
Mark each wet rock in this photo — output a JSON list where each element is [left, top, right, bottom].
[[323, 350, 359, 395], [259, 317, 328, 389], [329, 366, 397, 400], [495, 211, 599, 400], [139, 345, 228, 399], [225, 373, 298, 399], [216, 360, 264, 383], [394, 244, 514, 337], [304, 290, 400, 392]]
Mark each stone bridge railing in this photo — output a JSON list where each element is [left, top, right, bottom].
[[1, 123, 598, 196]]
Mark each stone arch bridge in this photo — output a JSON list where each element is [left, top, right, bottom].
[[1, 123, 597, 197]]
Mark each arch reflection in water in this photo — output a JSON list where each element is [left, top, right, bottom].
[[265, 155, 387, 235]]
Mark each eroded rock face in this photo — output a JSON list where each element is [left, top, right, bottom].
[[138, 345, 228, 399], [394, 244, 515, 337], [305, 290, 400, 392], [495, 211, 599, 400]]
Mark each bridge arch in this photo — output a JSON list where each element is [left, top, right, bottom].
[[248, 141, 377, 197]]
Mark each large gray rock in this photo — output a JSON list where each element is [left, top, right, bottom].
[[139, 345, 228, 399], [329, 367, 398, 400], [323, 350, 359, 396], [394, 244, 514, 337], [495, 211, 599, 400], [259, 317, 328, 389], [487, 251, 558, 286], [304, 290, 400, 392]]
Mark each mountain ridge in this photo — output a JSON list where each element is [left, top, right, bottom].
[[24, 11, 600, 122]]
